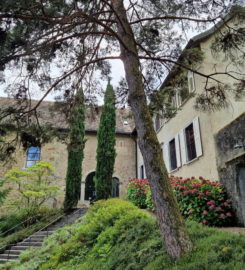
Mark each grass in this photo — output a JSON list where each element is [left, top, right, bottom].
[[1, 199, 245, 270]]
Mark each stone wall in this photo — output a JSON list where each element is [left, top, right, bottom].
[[0, 131, 136, 208], [215, 113, 245, 225]]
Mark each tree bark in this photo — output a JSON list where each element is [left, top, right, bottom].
[[111, 0, 193, 259]]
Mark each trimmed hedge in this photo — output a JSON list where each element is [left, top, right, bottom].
[[2, 199, 245, 270]]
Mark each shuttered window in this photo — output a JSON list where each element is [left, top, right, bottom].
[[179, 117, 203, 163]]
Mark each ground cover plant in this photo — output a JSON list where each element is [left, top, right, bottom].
[[1, 198, 245, 270], [127, 177, 235, 226]]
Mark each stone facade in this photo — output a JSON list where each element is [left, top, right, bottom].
[[0, 102, 137, 208], [215, 114, 245, 225]]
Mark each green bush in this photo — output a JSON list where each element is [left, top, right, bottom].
[[171, 176, 235, 226], [3, 199, 245, 270], [4, 161, 61, 212], [127, 177, 235, 226], [126, 178, 149, 208], [0, 208, 60, 236], [0, 208, 61, 252]]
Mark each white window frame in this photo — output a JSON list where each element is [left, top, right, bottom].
[[163, 135, 181, 173], [179, 116, 203, 164]]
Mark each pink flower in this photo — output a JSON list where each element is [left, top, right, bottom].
[[191, 176, 195, 179], [201, 220, 207, 224], [199, 176, 203, 180], [199, 192, 205, 197], [207, 200, 215, 205], [188, 209, 193, 214], [217, 207, 222, 212], [209, 205, 215, 210], [226, 212, 232, 217], [220, 213, 226, 219], [203, 210, 208, 215], [206, 191, 211, 196]]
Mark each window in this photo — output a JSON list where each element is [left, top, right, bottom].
[[185, 123, 197, 161], [155, 114, 160, 131], [140, 165, 145, 179], [169, 139, 177, 171], [179, 117, 203, 164], [188, 71, 195, 92], [163, 135, 181, 173], [26, 146, 41, 168]]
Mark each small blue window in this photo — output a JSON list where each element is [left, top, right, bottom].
[[26, 146, 41, 168]]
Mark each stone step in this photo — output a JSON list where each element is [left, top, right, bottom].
[[8, 246, 30, 251], [26, 236, 46, 241], [0, 254, 19, 260], [0, 259, 14, 264], [17, 242, 42, 247], [0, 207, 88, 265], [4, 250, 22, 255], [33, 231, 53, 236]]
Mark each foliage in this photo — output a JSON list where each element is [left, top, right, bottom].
[[95, 83, 116, 200], [171, 176, 235, 227], [4, 161, 60, 212], [126, 178, 150, 208], [2, 198, 245, 270], [0, 178, 10, 206], [0, 208, 61, 250], [64, 89, 86, 210], [128, 177, 235, 227]]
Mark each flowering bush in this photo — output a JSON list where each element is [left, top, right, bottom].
[[127, 176, 235, 226], [171, 176, 234, 226], [126, 178, 149, 208]]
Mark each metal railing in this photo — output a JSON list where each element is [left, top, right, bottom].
[[0, 208, 86, 263]]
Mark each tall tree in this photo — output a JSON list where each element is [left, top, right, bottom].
[[95, 82, 116, 200], [0, 0, 244, 258], [64, 89, 85, 211]]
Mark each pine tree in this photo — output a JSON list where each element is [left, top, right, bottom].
[[95, 82, 116, 200], [64, 89, 85, 211]]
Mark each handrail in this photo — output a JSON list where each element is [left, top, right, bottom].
[[0, 208, 85, 261], [0, 210, 62, 237]]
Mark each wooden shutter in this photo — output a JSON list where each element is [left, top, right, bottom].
[[175, 134, 181, 168], [163, 143, 170, 173], [193, 116, 203, 157], [179, 129, 187, 164]]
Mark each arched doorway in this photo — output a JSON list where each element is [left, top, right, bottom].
[[84, 172, 96, 201], [111, 177, 120, 198]]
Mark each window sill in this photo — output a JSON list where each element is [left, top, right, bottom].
[[169, 167, 179, 173], [185, 155, 202, 165]]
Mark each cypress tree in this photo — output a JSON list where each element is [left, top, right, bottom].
[[95, 82, 116, 200], [64, 89, 85, 210]]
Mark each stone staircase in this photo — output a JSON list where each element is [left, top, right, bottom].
[[0, 207, 87, 264]]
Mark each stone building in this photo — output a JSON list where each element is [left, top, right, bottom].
[[0, 98, 137, 206], [137, 11, 245, 224]]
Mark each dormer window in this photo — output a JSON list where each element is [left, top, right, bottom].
[[188, 71, 195, 92]]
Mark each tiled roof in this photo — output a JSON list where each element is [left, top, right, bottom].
[[0, 97, 135, 134]]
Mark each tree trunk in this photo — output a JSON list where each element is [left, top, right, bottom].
[[111, 0, 193, 259]]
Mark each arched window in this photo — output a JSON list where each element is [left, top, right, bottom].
[[84, 172, 96, 201], [111, 177, 120, 198]]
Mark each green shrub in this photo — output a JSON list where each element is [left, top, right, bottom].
[[171, 176, 235, 226], [126, 178, 149, 208], [4, 161, 61, 212], [3, 199, 245, 270], [127, 177, 235, 226]]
